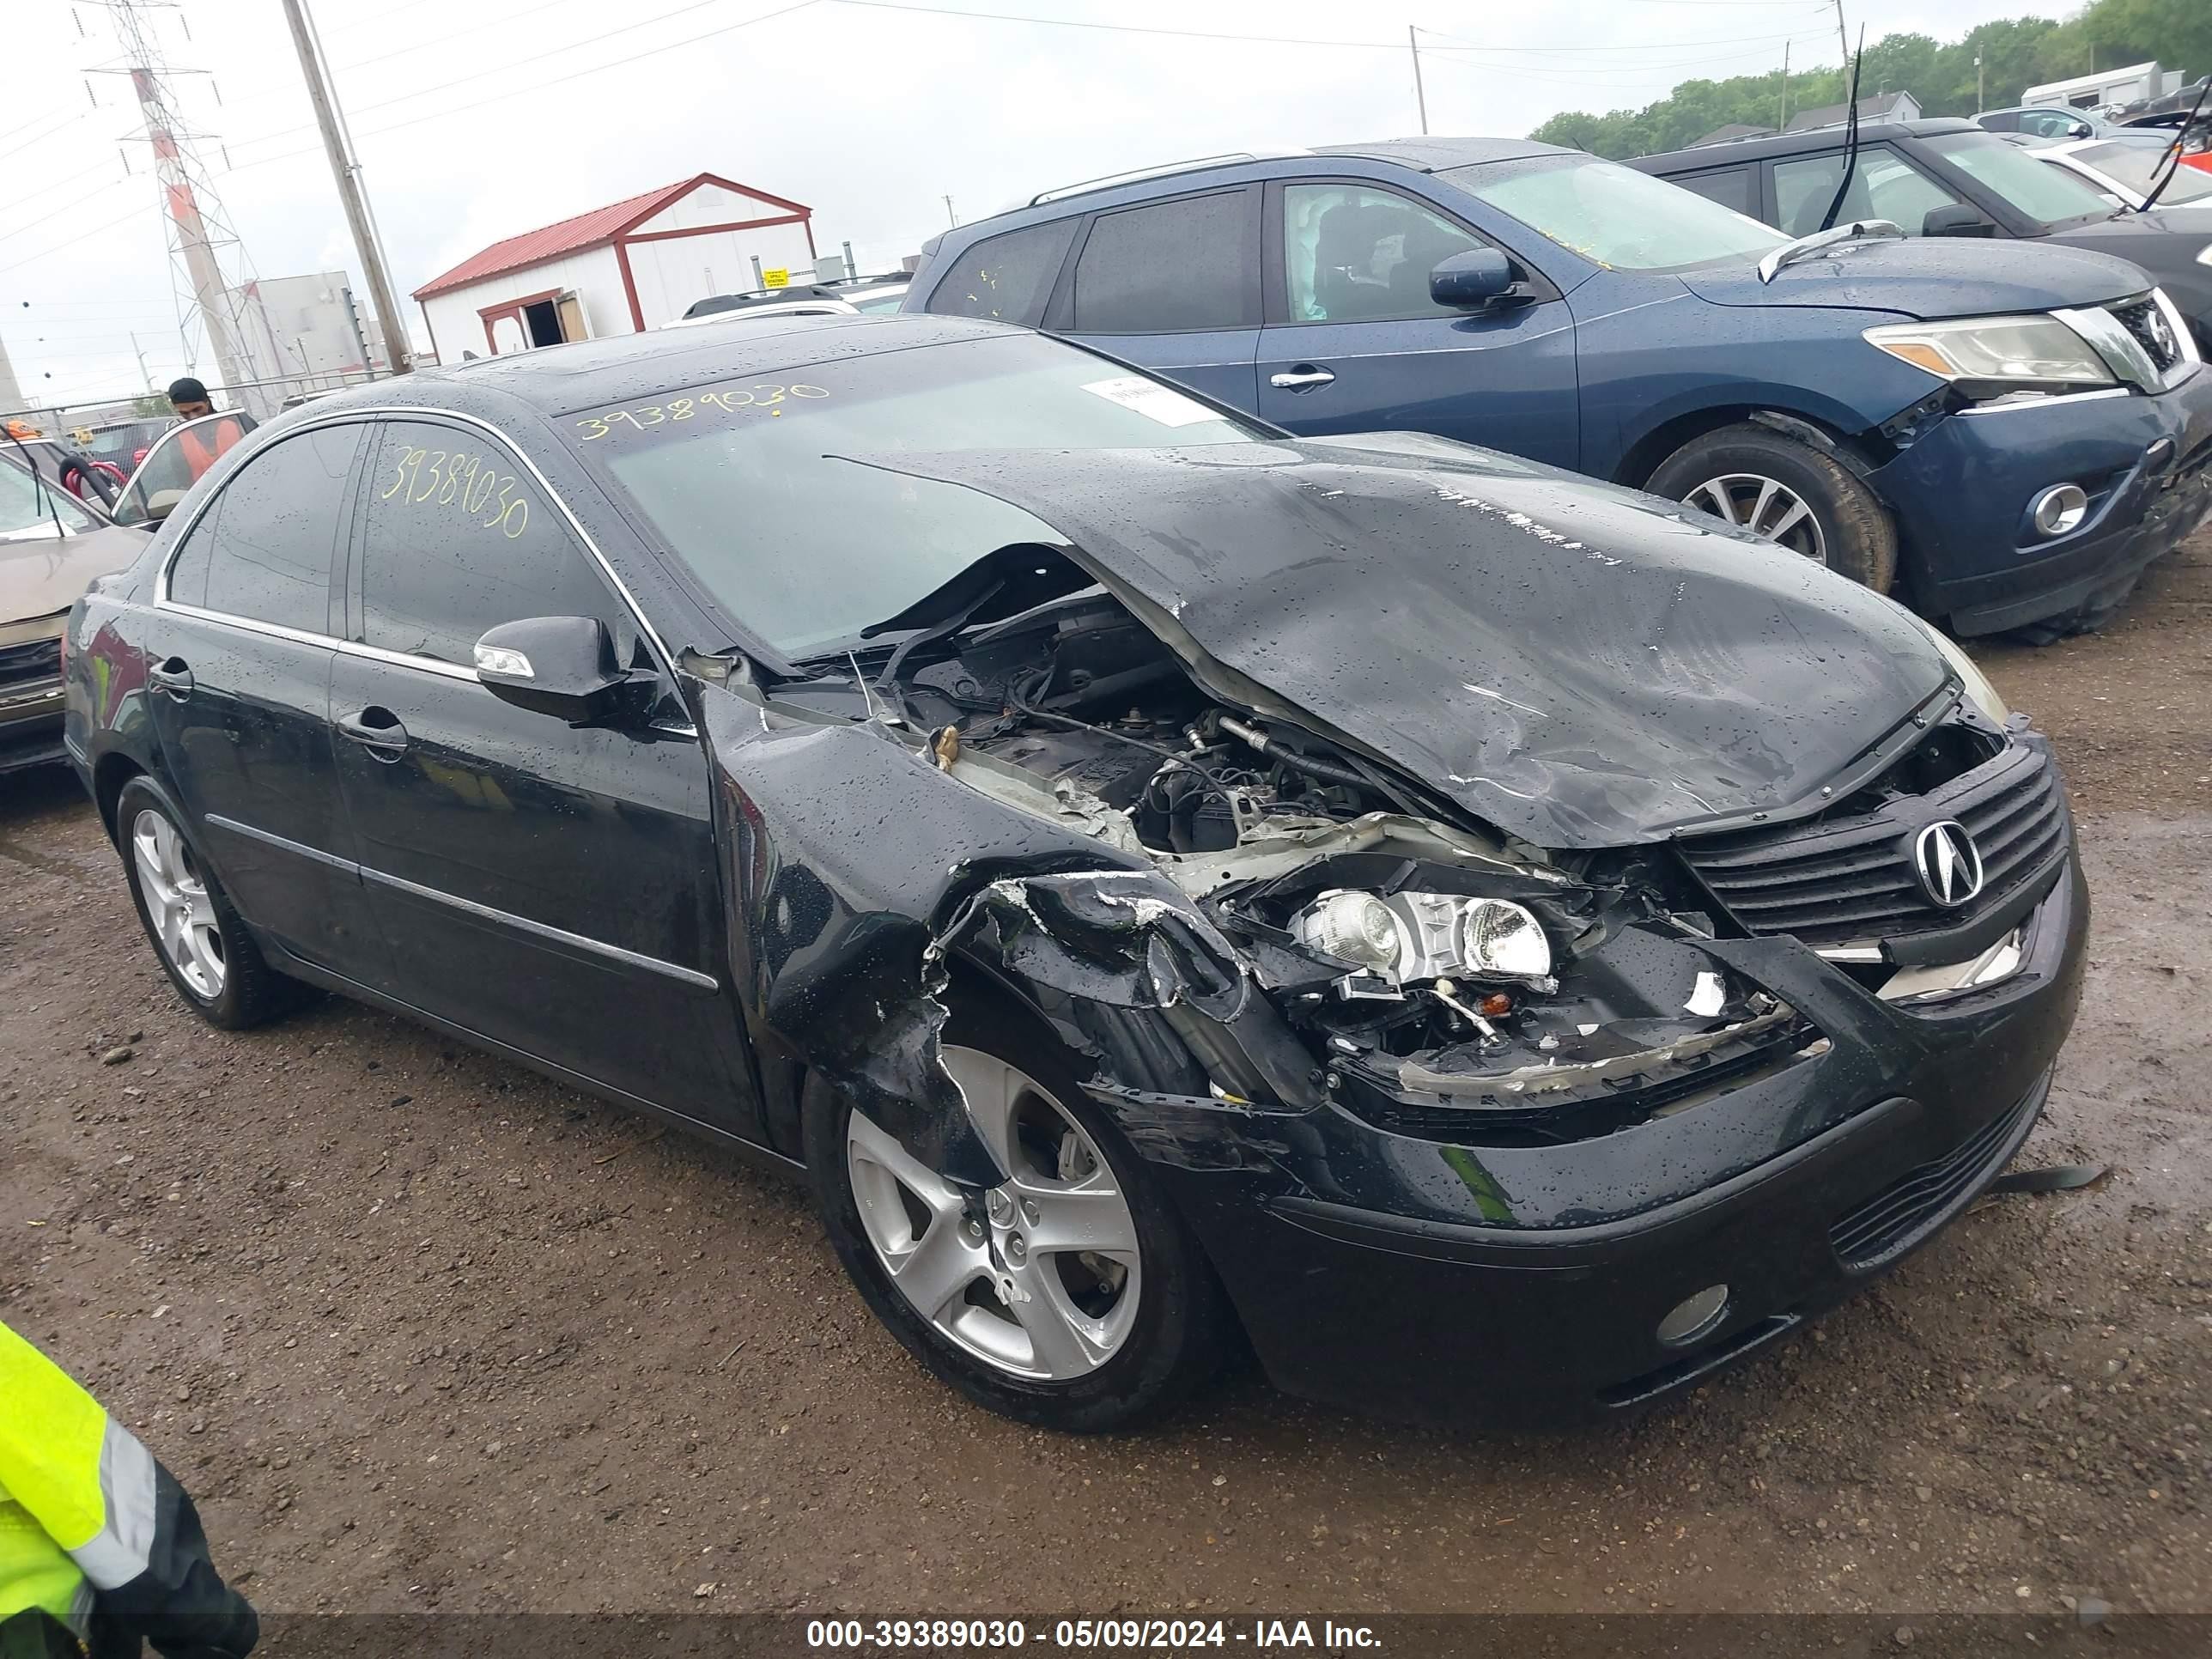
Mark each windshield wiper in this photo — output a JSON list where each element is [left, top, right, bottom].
[[1758, 219, 1904, 283], [2142, 81, 2212, 212], [1814, 25, 1868, 234]]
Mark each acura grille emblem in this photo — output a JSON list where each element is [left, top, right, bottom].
[[1912, 820, 1984, 908]]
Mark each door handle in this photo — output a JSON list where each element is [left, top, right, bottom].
[[147, 658, 193, 700], [1269, 366, 1336, 391], [337, 706, 409, 762]]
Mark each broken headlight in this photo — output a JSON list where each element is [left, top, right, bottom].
[[1291, 890, 1553, 984], [1913, 616, 2009, 725]]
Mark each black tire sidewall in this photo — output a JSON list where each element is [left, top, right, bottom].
[[114, 777, 281, 1030], [803, 987, 1224, 1431], [1647, 423, 1898, 593]]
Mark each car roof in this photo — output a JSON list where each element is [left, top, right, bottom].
[[1636, 117, 1984, 167], [292, 313, 1022, 420]]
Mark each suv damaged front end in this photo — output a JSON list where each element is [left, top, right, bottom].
[[696, 437, 2087, 1419]]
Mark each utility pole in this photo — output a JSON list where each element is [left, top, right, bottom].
[[1778, 40, 1790, 128], [1976, 50, 1984, 113], [102, 0, 262, 410], [129, 331, 154, 392], [1409, 25, 1429, 137], [1832, 0, 1849, 67], [278, 0, 412, 374], [943, 195, 957, 228]]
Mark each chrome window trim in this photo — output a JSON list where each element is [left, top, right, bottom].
[[204, 811, 719, 991], [154, 601, 480, 682], [1952, 386, 2130, 416], [152, 405, 681, 685]]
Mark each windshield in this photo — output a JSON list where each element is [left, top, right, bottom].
[[1446, 155, 1783, 271], [2, 455, 98, 540], [2070, 140, 2212, 204], [1923, 130, 2118, 228], [574, 331, 1261, 657]]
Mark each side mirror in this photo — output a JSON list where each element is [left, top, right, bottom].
[[473, 616, 630, 723], [1923, 204, 1996, 238], [1429, 248, 1517, 308]]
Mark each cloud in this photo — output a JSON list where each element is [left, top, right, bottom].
[[2, 0, 2032, 409]]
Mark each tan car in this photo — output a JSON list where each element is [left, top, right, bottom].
[[2, 451, 148, 775]]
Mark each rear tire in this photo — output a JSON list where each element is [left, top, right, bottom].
[[804, 984, 1230, 1431], [1647, 422, 1897, 593], [116, 777, 305, 1030]]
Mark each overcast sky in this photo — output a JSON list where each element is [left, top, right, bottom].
[[2, 0, 2035, 409]]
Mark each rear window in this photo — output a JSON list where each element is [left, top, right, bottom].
[[923, 220, 1079, 325]]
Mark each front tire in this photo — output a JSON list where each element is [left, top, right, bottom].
[[804, 987, 1230, 1431], [116, 777, 303, 1030], [1647, 422, 1898, 593]]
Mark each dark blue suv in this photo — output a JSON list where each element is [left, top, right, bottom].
[[903, 137, 2212, 637]]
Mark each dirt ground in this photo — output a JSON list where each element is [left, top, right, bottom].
[[3, 534, 2209, 1623]]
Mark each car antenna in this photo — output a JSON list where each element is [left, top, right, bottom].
[[1815, 26, 1869, 234], [2140, 77, 2212, 211]]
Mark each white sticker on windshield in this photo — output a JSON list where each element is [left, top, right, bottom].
[[1079, 375, 1218, 428]]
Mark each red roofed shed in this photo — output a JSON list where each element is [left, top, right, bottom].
[[410, 173, 815, 357]]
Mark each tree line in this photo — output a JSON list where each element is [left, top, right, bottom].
[[1529, 0, 2207, 159]]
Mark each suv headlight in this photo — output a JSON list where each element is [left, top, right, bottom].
[[1914, 617, 2008, 724], [1863, 314, 2113, 394]]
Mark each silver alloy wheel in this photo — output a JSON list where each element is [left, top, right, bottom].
[[846, 1045, 1141, 1382], [131, 808, 225, 999], [1682, 473, 1828, 563]]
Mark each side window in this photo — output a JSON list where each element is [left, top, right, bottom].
[[1674, 166, 1757, 216], [923, 220, 1079, 325], [356, 421, 627, 668], [113, 414, 255, 528], [1771, 147, 1961, 237], [179, 426, 358, 633], [1068, 191, 1254, 333], [1281, 184, 1488, 325], [161, 497, 222, 609]]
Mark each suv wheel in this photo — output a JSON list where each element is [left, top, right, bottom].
[[117, 777, 305, 1030], [804, 988, 1229, 1431], [1647, 422, 1897, 592]]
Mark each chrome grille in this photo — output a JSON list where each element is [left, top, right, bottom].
[[1678, 743, 2067, 951], [2108, 295, 2182, 375], [0, 637, 62, 690]]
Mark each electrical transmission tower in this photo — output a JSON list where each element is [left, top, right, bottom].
[[94, 0, 264, 407]]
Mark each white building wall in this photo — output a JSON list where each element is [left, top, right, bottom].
[[417, 244, 625, 359], [624, 220, 817, 326]]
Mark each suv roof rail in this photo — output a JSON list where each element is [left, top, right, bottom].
[[1026, 150, 1305, 208]]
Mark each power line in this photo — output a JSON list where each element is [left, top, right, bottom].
[[230, 0, 795, 157], [222, 0, 823, 173], [829, 1, 1816, 54], [0, 204, 164, 278]]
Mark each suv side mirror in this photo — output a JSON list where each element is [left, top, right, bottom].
[[473, 616, 630, 723], [1923, 204, 1996, 238], [1430, 248, 1516, 308]]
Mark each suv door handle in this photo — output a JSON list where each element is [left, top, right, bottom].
[[1269, 366, 1336, 391], [337, 706, 409, 762], [148, 658, 193, 700]]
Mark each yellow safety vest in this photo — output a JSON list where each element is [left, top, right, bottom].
[[0, 1322, 160, 1643]]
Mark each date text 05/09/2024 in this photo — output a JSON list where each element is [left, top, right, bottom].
[[804, 1620, 1383, 1651]]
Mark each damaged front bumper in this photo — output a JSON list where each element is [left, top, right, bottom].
[[957, 842, 2087, 1422]]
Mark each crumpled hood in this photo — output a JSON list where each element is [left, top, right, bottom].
[[860, 435, 1948, 849], [1680, 234, 2146, 318], [3, 524, 147, 629]]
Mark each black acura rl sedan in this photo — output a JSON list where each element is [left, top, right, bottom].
[[64, 316, 2086, 1430]]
